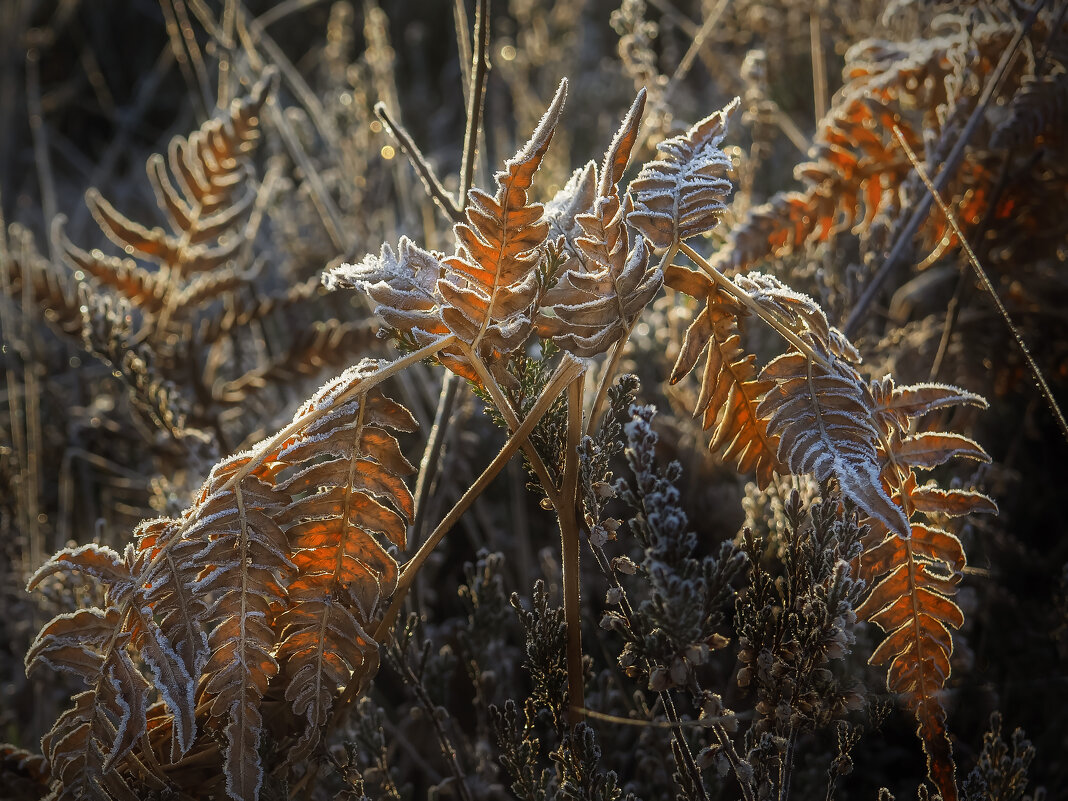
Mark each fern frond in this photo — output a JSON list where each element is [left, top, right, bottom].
[[0, 743, 49, 799], [58, 230, 168, 314], [628, 97, 737, 248], [329, 82, 567, 385], [439, 79, 567, 377], [869, 377, 988, 435], [712, 97, 915, 276], [544, 161, 597, 247], [196, 277, 322, 345], [538, 89, 662, 357], [857, 377, 998, 801], [666, 268, 781, 488], [757, 353, 910, 536], [992, 68, 1068, 150], [325, 237, 449, 343], [186, 454, 294, 801], [1, 223, 82, 335], [733, 272, 861, 362], [274, 360, 416, 757], [25, 546, 159, 798], [60, 69, 275, 309], [134, 518, 209, 759]]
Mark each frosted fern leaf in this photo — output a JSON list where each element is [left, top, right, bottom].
[[628, 97, 738, 248]]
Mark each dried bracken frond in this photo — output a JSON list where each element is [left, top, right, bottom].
[[628, 97, 738, 248], [712, 97, 916, 275], [24, 545, 159, 800], [992, 69, 1068, 150], [858, 376, 997, 801], [665, 265, 781, 488], [58, 229, 169, 314], [195, 277, 323, 345], [538, 89, 662, 357], [184, 453, 294, 801], [439, 79, 567, 376], [325, 237, 449, 343], [69, 70, 275, 281], [1, 223, 83, 335], [733, 272, 861, 362], [544, 161, 597, 246], [758, 353, 910, 537], [275, 360, 416, 757], [329, 81, 567, 385], [133, 518, 209, 759]]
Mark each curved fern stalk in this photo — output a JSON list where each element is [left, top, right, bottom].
[[274, 360, 417, 760], [24, 545, 166, 800], [857, 378, 996, 801]]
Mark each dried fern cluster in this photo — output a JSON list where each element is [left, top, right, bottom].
[[2, 1, 1065, 800]]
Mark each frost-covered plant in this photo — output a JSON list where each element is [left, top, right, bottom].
[[7, 3, 1016, 800]]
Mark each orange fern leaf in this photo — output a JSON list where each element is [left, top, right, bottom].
[[665, 265, 781, 488], [328, 82, 567, 385], [858, 377, 998, 801], [439, 79, 567, 375], [274, 360, 416, 758]]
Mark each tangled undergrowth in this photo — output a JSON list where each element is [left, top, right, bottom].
[[1, 1, 1065, 800]]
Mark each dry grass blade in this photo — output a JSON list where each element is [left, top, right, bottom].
[[890, 124, 1068, 447]]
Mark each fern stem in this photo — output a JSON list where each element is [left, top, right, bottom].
[[560, 375, 586, 726], [677, 241, 833, 371], [892, 125, 1068, 447], [218, 335, 458, 496], [460, 344, 564, 504], [371, 355, 584, 644]]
